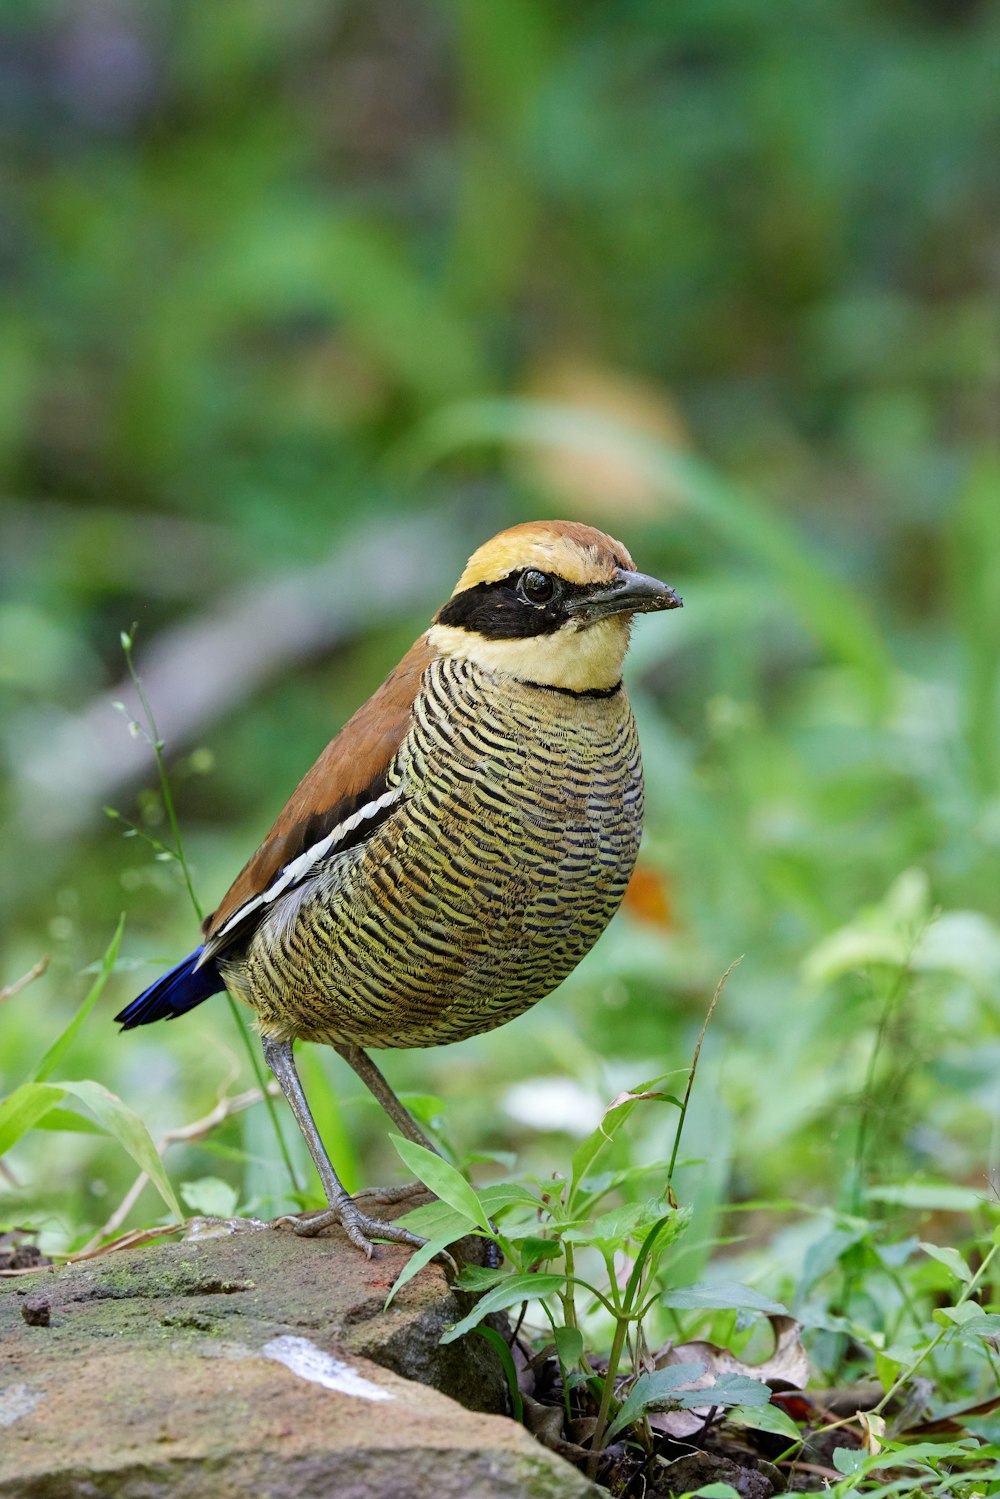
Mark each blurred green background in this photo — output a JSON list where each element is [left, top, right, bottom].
[[2, 0, 999, 1291]]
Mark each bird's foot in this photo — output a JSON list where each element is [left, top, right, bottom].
[[274, 1198, 427, 1257]]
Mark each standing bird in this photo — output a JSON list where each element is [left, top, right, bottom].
[[116, 522, 682, 1253]]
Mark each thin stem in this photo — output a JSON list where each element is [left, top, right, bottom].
[[122, 630, 202, 921], [666, 956, 741, 1199], [0, 956, 49, 1004], [120, 626, 301, 1195], [837, 946, 919, 1378], [871, 1241, 999, 1416], [863, 1241, 1000, 1427], [587, 1312, 629, 1481], [561, 1242, 579, 1331], [850, 958, 912, 1218]]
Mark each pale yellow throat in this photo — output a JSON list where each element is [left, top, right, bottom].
[[426, 616, 632, 693]]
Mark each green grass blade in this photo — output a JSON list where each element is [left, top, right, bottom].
[[440, 1272, 567, 1345], [472, 1325, 524, 1422], [30, 915, 126, 1084], [384, 1228, 461, 1309], [0, 1082, 67, 1156], [389, 1133, 490, 1233], [59, 1079, 181, 1220]]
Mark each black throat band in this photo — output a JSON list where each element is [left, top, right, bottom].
[[521, 678, 623, 700]]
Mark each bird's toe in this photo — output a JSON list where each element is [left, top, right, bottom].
[[272, 1201, 428, 1256], [352, 1181, 428, 1205]]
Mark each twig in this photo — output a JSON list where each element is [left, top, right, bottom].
[[782, 1460, 842, 1483], [79, 1083, 281, 1252], [65, 1223, 185, 1263], [0, 956, 50, 1004]]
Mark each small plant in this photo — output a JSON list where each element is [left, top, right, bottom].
[[378, 965, 801, 1492], [0, 919, 181, 1229]]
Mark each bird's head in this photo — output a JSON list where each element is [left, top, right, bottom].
[[428, 521, 682, 693]]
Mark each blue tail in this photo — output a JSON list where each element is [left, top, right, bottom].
[[115, 947, 224, 1029]]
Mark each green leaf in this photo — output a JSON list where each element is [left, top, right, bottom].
[[554, 1325, 583, 1371], [676, 1373, 771, 1411], [384, 1228, 460, 1309], [866, 1183, 985, 1212], [478, 1182, 544, 1214], [440, 1272, 566, 1345], [832, 1447, 865, 1475], [400, 1181, 538, 1244], [934, 1302, 981, 1327], [394, 1093, 446, 1123], [0, 1082, 67, 1156], [180, 1177, 240, 1218], [398, 1198, 480, 1240], [58, 1080, 181, 1220], [569, 1074, 675, 1203], [389, 1134, 490, 1233], [690, 1486, 741, 1499], [519, 1236, 562, 1268], [726, 1402, 802, 1441], [960, 1314, 1000, 1338], [563, 1195, 675, 1248], [455, 1264, 509, 1293], [659, 1281, 788, 1316], [875, 1351, 901, 1393], [31, 1107, 105, 1135], [472, 1325, 523, 1422], [605, 1363, 706, 1439], [31, 916, 126, 1084], [919, 1241, 973, 1284]]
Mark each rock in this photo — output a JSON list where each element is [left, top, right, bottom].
[[17, 1296, 49, 1329], [657, 1450, 776, 1498], [0, 1217, 599, 1499]]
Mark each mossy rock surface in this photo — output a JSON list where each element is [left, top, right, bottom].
[[0, 1218, 598, 1499]]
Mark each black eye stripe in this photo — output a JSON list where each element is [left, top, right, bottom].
[[436, 569, 593, 640]]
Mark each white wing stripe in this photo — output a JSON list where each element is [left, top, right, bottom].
[[213, 785, 402, 941]]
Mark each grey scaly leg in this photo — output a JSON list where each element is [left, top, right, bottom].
[[261, 1034, 425, 1255], [335, 1043, 438, 1151], [338, 1043, 502, 1269]]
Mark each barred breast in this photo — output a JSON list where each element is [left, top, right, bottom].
[[228, 657, 643, 1049]]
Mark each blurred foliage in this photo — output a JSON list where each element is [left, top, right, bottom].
[[2, 0, 1000, 1417]]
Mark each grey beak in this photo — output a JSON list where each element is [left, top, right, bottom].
[[567, 569, 683, 623]]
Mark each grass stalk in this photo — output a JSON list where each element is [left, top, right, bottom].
[[119, 627, 301, 1196], [665, 956, 741, 1201]]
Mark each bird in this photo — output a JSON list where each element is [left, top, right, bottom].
[[116, 521, 682, 1254]]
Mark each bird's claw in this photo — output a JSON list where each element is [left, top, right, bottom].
[[274, 1202, 428, 1257]]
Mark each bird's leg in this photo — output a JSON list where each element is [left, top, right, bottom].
[[335, 1043, 438, 1150], [335, 1044, 501, 1276], [260, 1034, 425, 1255], [334, 1043, 438, 1207]]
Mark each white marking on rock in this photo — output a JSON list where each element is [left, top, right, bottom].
[[261, 1335, 393, 1402], [0, 1384, 42, 1427]]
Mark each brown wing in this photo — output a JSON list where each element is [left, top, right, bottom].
[[203, 634, 435, 947]]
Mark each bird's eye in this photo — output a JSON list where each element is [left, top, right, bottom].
[[518, 569, 555, 604]]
